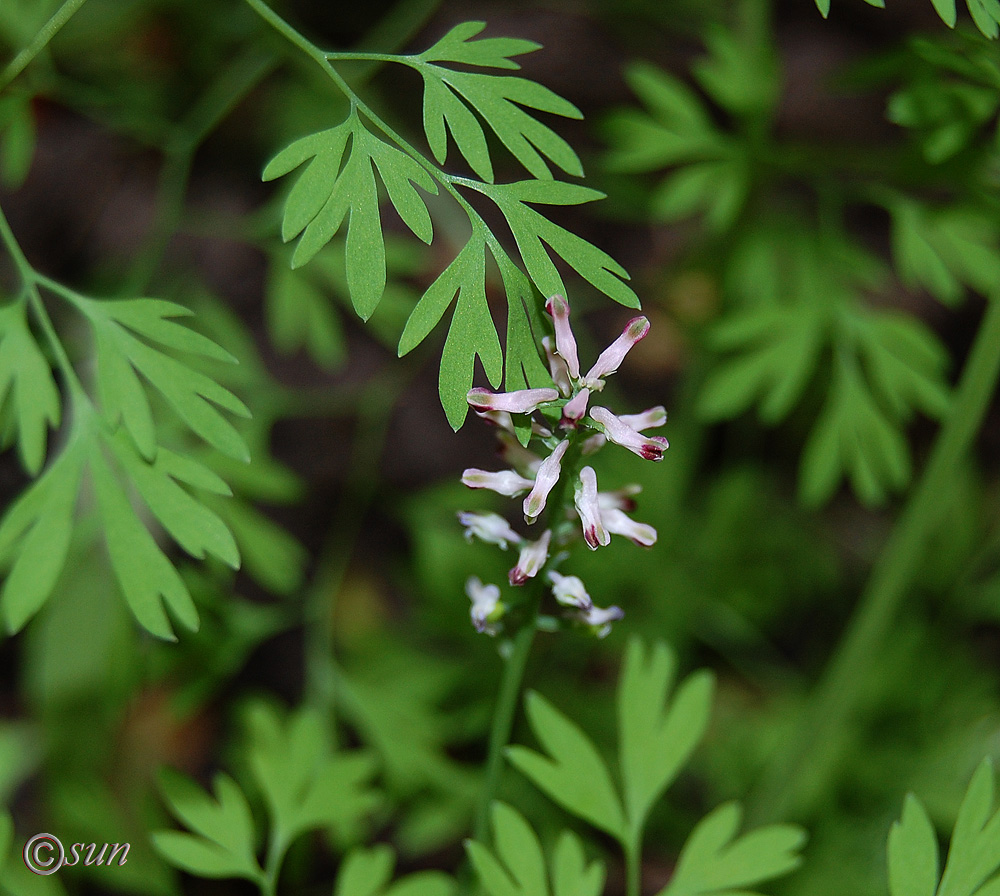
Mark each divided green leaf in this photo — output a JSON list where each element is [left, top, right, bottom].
[[603, 62, 750, 231], [0, 299, 60, 474], [414, 22, 582, 182], [887, 759, 1000, 896], [153, 770, 262, 883], [88, 297, 250, 462], [335, 845, 455, 896], [657, 802, 805, 896], [889, 200, 1000, 305], [466, 803, 604, 896], [264, 112, 437, 315], [618, 639, 715, 835], [507, 690, 627, 841], [0, 435, 84, 634], [245, 703, 381, 852]]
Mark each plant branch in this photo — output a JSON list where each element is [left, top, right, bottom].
[[0, 0, 90, 93], [0, 203, 88, 404], [750, 295, 1000, 823], [243, 0, 500, 250], [125, 49, 276, 295]]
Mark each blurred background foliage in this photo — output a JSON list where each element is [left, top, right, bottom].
[[1, 0, 1000, 894]]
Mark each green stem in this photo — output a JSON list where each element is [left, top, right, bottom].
[[624, 841, 641, 896], [751, 296, 1000, 823], [0, 0, 90, 92], [0, 203, 88, 403], [243, 0, 497, 243], [472, 620, 538, 842], [302, 366, 414, 736], [125, 48, 276, 294]]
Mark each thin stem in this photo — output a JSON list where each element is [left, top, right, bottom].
[[0, 0, 90, 92], [472, 619, 538, 842], [302, 366, 415, 736], [0, 203, 88, 403], [624, 841, 641, 896], [243, 0, 497, 242], [751, 296, 1000, 823], [125, 48, 276, 294]]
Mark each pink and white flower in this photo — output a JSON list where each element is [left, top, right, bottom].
[[467, 387, 559, 415], [466, 577, 503, 634], [545, 295, 581, 379], [603, 507, 657, 547], [461, 468, 535, 496], [548, 571, 593, 609], [589, 406, 669, 461], [509, 529, 552, 585], [523, 439, 569, 524], [581, 317, 650, 388], [573, 466, 610, 549], [457, 512, 522, 550], [561, 387, 591, 426], [580, 603, 624, 637]]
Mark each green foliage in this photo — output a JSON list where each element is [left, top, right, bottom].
[[0, 298, 60, 474], [153, 771, 263, 883], [887, 35, 1000, 161], [815, 0, 1000, 37], [602, 13, 778, 234], [888, 759, 1000, 896], [0, 290, 251, 639], [466, 803, 605, 896], [697, 224, 951, 506], [661, 802, 805, 896], [264, 20, 638, 429], [508, 639, 803, 894], [333, 845, 454, 896], [888, 200, 1000, 305], [0, 92, 34, 188], [414, 22, 583, 182], [155, 703, 382, 887]]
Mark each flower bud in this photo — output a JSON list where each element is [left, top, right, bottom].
[[574, 466, 610, 549], [589, 406, 669, 461], [467, 387, 559, 415], [509, 529, 552, 585], [523, 440, 569, 524], [548, 570, 593, 609], [544, 295, 580, 379], [461, 468, 535, 496], [457, 512, 522, 550], [582, 316, 649, 387]]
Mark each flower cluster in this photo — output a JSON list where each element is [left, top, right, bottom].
[[459, 295, 667, 639]]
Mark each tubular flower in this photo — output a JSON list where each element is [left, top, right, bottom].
[[457, 512, 522, 550], [542, 336, 573, 397], [574, 466, 610, 549], [561, 388, 591, 427], [509, 529, 552, 585], [467, 387, 559, 415], [466, 577, 503, 635], [603, 507, 657, 547], [582, 316, 650, 388], [461, 468, 535, 496], [459, 293, 668, 638], [589, 406, 669, 461], [598, 485, 642, 513], [545, 295, 580, 379], [580, 603, 624, 638], [523, 439, 569, 524], [548, 571, 593, 609]]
